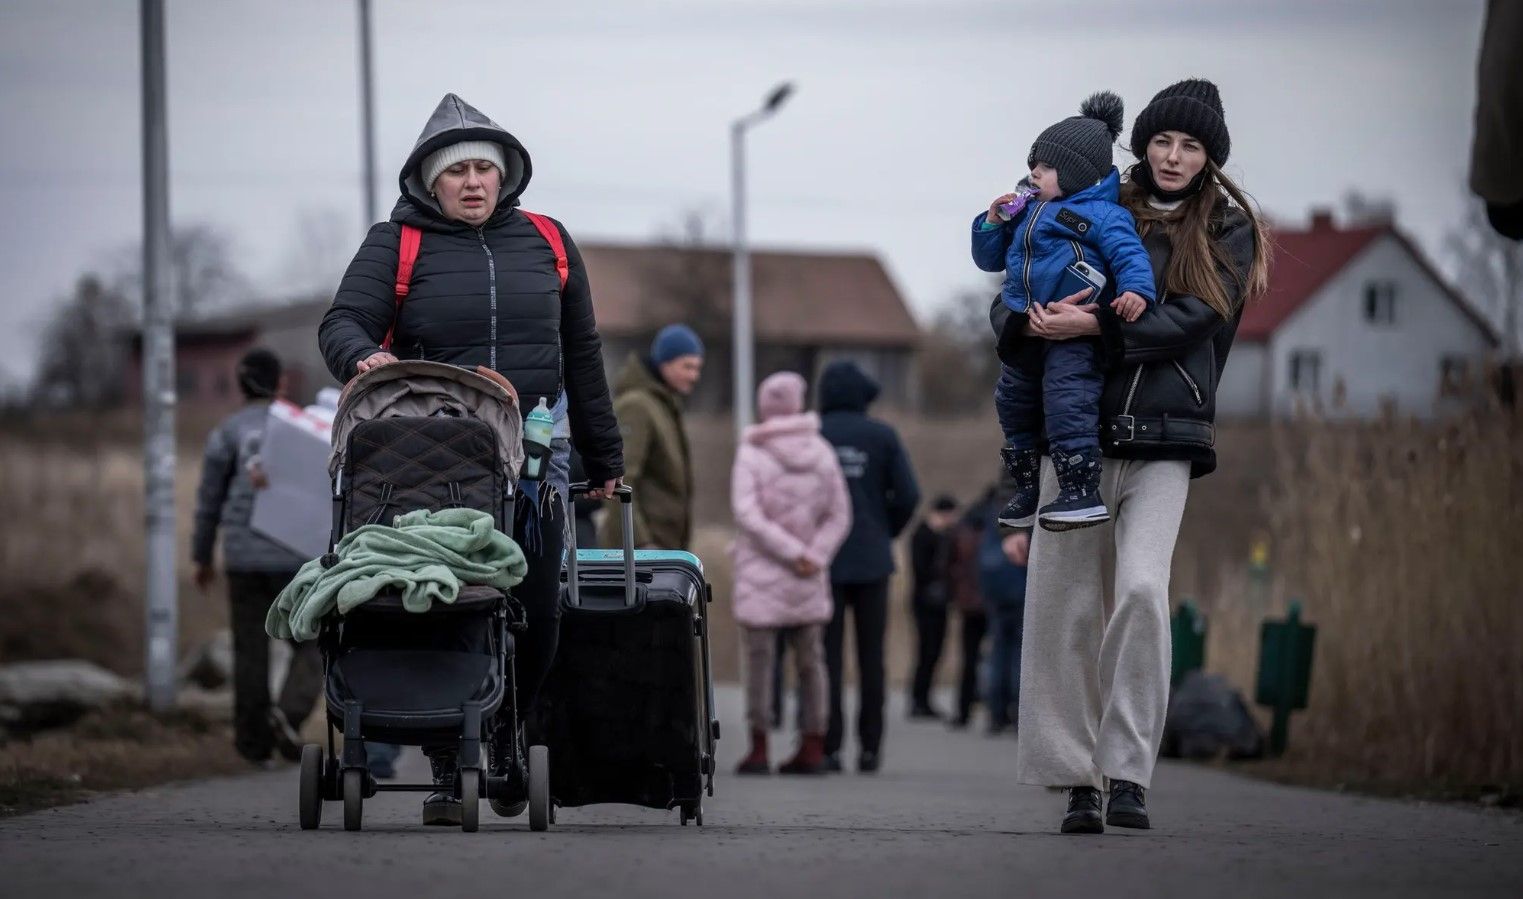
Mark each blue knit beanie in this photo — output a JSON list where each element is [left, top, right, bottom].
[[650, 324, 705, 364]]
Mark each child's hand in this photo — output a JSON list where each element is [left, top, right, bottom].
[[1111, 291, 1148, 322], [986, 193, 1017, 226]]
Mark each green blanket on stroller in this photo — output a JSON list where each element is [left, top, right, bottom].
[[265, 507, 528, 642]]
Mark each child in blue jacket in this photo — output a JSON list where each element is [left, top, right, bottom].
[[971, 92, 1155, 531]]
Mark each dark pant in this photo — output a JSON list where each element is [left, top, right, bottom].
[[910, 602, 949, 708], [957, 611, 988, 722], [427, 493, 565, 765], [226, 570, 323, 763], [994, 338, 1104, 455], [509, 492, 568, 723], [824, 579, 889, 757], [986, 599, 1025, 728]]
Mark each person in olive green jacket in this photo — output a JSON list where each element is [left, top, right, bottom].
[[601, 324, 704, 550]]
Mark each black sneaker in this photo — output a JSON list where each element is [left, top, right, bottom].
[[1039, 449, 1109, 531], [822, 752, 844, 773], [998, 445, 1041, 528], [1107, 780, 1150, 829], [423, 751, 462, 826], [1061, 786, 1104, 834], [857, 751, 880, 774]]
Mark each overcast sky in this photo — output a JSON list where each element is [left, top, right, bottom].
[[0, 0, 1489, 388]]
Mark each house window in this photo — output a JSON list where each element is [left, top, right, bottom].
[[1363, 281, 1397, 325], [1439, 355, 1471, 396], [1288, 350, 1322, 393]]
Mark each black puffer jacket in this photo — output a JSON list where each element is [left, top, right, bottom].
[[1092, 203, 1257, 478], [319, 94, 622, 483]]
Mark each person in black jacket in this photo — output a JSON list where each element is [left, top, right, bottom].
[[1003, 79, 1270, 835], [907, 496, 959, 720], [816, 360, 921, 773], [319, 93, 623, 826]]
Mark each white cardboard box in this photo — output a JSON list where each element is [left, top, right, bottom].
[[249, 400, 336, 560]]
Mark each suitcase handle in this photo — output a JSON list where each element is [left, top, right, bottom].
[[566, 482, 636, 608]]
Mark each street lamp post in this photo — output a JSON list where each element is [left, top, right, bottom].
[[357, 0, 377, 229], [730, 82, 793, 443], [139, 0, 177, 712]]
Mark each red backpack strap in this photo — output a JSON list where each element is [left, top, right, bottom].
[[521, 210, 568, 291], [382, 224, 423, 351]]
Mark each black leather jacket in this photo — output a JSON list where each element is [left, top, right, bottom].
[[1093, 204, 1257, 478]]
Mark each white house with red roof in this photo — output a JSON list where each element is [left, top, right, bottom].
[[1217, 211, 1499, 419]]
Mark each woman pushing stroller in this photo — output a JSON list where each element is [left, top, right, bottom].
[[319, 93, 623, 825]]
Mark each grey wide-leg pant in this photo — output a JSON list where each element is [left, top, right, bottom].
[[1015, 457, 1190, 789]]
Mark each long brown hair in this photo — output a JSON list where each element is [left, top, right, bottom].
[[1119, 161, 1271, 320]]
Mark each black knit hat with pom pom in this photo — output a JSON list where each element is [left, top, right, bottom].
[[1028, 91, 1124, 197]]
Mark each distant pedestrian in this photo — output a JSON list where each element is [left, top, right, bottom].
[[730, 372, 852, 776], [907, 496, 960, 720], [977, 498, 1028, 736], [191, 348, 322, 767], [944, 485, 992, 730], [601, 324, 703, 550], [817, 361, 921, 773]]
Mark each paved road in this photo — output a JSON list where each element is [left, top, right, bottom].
[[2, 687, 1519, 898]]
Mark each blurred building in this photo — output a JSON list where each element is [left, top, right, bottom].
[[1218, 211, 1499, 419], [579, 242, 920, 413], [122, 243, 921, 414]]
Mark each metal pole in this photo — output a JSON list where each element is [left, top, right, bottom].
[[731, 121, 753, 442], [357, 0, 378, 229], [140, 0, 177, 712]]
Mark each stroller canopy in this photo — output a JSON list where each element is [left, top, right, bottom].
[[328, 361, 525, 481]]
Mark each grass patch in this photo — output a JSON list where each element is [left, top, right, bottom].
[[0, 702, 247, 817]]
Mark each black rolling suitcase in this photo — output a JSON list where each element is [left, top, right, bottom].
[[538, 484, 719, 825]]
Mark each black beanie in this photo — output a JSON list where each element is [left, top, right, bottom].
[[1028, 91, 1124, 198], [1129, 78, 1231, 166], [236, 347, 282, 399]]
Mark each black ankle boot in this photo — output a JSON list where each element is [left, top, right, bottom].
[[998, 445, 1042, 528], [1107, 779, 1150, 829], [423, 751, 462, 826], [1061, 786, 1104, 834], [1039, 449, 1108, 531], [489, 724, 529, 818]]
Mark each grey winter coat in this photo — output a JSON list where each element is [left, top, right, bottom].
[[192, 401, 308, 573]]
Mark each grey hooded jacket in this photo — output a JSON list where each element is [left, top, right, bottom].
[[317, 93, 623, 485], [192, 401, 309, 573]]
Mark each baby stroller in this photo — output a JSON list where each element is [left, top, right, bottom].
[[292, 360, 551, 833]]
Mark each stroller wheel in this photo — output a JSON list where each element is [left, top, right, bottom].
[[459, 769, 480, 833], [528, 745, 551, 832], [299, 744, 323, 830], [342, 769, 364, 831]]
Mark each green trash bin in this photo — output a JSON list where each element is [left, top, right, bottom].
[[1255, 601, 1316, 756], [1170, 600, 1207, 687]]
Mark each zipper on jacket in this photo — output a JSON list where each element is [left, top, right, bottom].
[[1021, 201, 1049, 302], [476, 227, 498, 370], [1122, 365, 1144, 414], [1172, 360, 1203, 406]]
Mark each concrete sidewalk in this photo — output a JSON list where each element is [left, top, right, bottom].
[[1, 686, 1519, 898]]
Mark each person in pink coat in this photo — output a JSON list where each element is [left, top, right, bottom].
[[730, 371, 853, 776]]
